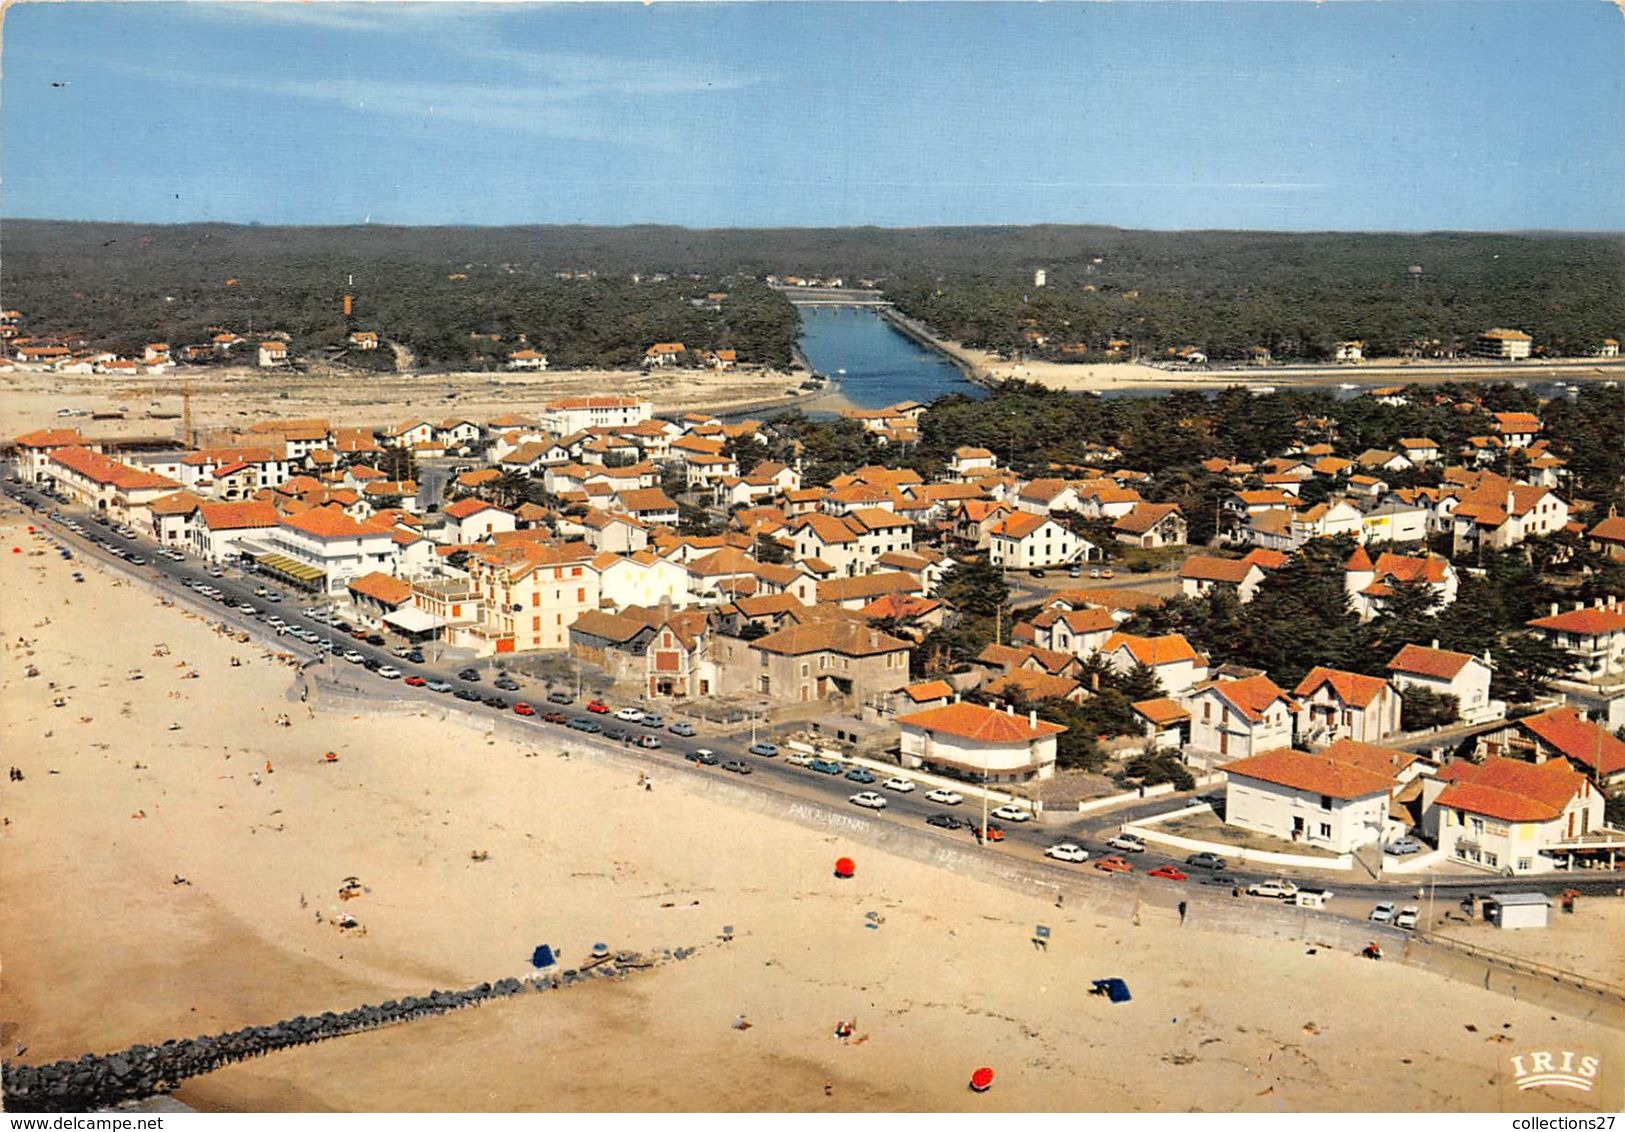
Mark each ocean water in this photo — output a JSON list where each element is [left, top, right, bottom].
[[796, 306, 985, 410]]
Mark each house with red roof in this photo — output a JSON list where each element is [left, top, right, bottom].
[[1474, 706, 1625, 795], [987, 511, 1093, 569], [897, 699, 1065, 784], [1029, 606, 1117, 660], [441, 497, 517, 544], [1185, 674, 1299, 759], [1221, 747, 1396, 853], [1099, 632, 1207, 696], [1112, 502, 1187, 548], [1386, 642, 1502, 725], [12, 428, 93, 483], [1587, 513, 1625, 560], [1131, 697, 1191, 751], [1294, 666, 1403, 746], [1344, 549, 1458, 620], [1179, 555, 1266, 603], [1425, 756, 1605, 874], [1526, 599, 1625, 687], [193, 500, 281, 562]]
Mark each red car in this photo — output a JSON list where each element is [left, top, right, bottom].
[[1148, 865, 1188, 882], [971, 824, 1005, 843], [586, 699, 610, 714], [542, 711, 568, 724], [1094, 855, 1134, 874], [403, 675, 426, 687], [513, 702, 536, 717]]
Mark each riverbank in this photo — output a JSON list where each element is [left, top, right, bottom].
[[0, 365, 818, 440], [2, 503, 1619, 1113]]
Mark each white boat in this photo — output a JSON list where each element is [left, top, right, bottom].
[[836, 368, 847, 375], [1338, 383, 1358, 391], [1250, 385, 1277, 395]]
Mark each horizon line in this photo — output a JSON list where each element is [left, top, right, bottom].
[[5, 216, 1625, 239]]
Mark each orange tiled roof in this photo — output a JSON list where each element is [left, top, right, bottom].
[[751, 620, 910, 658], [1516, 707, 1625, 776], [1293, 666, 1392, 709], [896, 701, 1066, 743], [1223, 748, 1393, 800], [1199, 674, 1296, 722], [197, 500, 279, 531], [1179, 555, 1257, 584], [1132, 697, 1190, 725], [1388, 643, 1477, 681], [280, 506, 376, 540], [1102, 632, 1198, 667], [346, 571, 412, 606], [1527, 605, 1625, 636], [900, 679, 954, 703]]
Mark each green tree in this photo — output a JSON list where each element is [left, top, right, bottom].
[[937, 556, 1010, 621]]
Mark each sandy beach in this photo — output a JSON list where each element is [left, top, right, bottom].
[[1, 501, 1620, 1112], [0, 365, 815, 441]]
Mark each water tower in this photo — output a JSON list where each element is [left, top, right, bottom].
[[1407, 265, 1423, 294]]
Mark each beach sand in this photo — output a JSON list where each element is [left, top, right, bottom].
[[0, 365, 814, 441], [1, 502, 1620, 1112]]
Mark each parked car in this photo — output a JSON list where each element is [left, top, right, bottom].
[[688, 749, 719, 766], [483, 696, 509, 710], [614, 707, 646, 723], [1394, 906, 1420, 930], [454, 689, 481, 702], [1044, 843, 1089, 863], [541, 711, 568, 724], [926, 813, 964, 830], [785, 752, 815, 767], [809, 759, 844, 775], [586, 699, 610, 714], [881, 777, 915, 793], [373, 665, 400, 679], [1106, 832, 1147, 853], [342, 650, 366, 664], [567, 718, 602, 733], [547, 691, 575, 705], [639, 713, 664, 728], [844, 768, 877, 784], [849, 791, 887, 810], [458, 668, 482, 682], [425, 680, 452, 693], [1099, 568, 1115, 579], [494, 676, 521, 692], [403, 675, 427, 687], [668, 721, 697, 737], [925, 788, 964, 805], [636, 735, 662, 749], [364, 634, 386, 647], [402, 646, 420, 661], [722, 759, 753, 775], [1368, 902, 1397, 924], [748, 742, 779, 757], [1384, 837, 1425, 856], [513, 702, 536, 716], [1148, 865, 1189, 882], [991, 804, 1033, 823], [1185, 852, 1228, 871], [1094, 855, 1134, 874], [604, 728, 630, 742], [972, 824, 1005, 842], [1246, 879, 1300, 900]]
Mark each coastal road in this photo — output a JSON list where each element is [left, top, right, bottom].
[[11, 483, 1623, 932]]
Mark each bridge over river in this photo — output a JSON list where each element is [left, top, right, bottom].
[[773, 285, 893, 307]]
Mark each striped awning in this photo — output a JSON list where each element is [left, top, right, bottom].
[[256, 552, 325, 585]]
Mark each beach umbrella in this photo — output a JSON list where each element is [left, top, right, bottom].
[[833, 857, 856, 879], [10, 547, 19, 554], [969, 1067, 995, 1092], [592, 942, 610, 958]]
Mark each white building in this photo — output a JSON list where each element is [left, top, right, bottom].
[[1525, 600, 1625, 687], [1293, 667, 1403, 747], [260, 507, 399, 594], [1185, 674, 1299, 760], [539, 395, 652, 435], [896, 700, 1064, 785], [1222, 748, 1394, 853], [987, 512, 1091, 569], [1386, 643, 1503, 726], [1426, 757, 1605, 875]]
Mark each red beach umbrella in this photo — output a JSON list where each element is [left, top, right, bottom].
[[970, 1066, 995, 1092], [833, 857, 856, 879]]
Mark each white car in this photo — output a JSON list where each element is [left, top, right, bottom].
[[342, 650, 366, 664], [991, 804, 1033, 823], [1369, 902, 1397, 924], [614, 707, 646, 723], [1044, 843, 1089, 863], [1394, 906, 1420, 930], [1246, 879, 1300, 900], [1106, 832, 1148, 853], [785, 753, 815, 767], [924, 789, 964, 805], [376, 666, 402, 680], [881, 777, 915, 793], [254, 587, 269, 597], [849, 791, 887, 810]]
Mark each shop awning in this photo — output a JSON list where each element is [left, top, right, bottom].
[[383, 607, 439, 633], [255, 552, 326, 585]]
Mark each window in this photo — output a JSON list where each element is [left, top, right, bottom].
[[1317, 823, 1331, 839], [801, 664, 809, 678], [1484, 852, 1498, 868], [1516, 858, 1532, 872], [1319, 795, 1332, 811]]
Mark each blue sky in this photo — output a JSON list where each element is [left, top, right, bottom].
[[3, 1, 1622, 230]]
